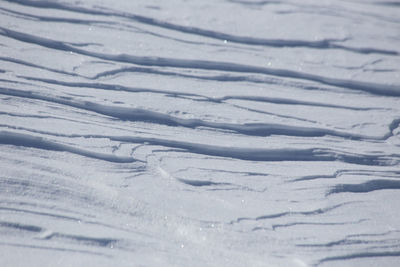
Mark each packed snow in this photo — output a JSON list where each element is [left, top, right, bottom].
[[1, 0, 400, 266]]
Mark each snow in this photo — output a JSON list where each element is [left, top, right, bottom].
[[1, 0, 400, 266]]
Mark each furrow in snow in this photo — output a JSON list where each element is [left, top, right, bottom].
[[2, 125, 398, 166], [327, 179, 400, 195], [298, 236, 397, 248], [6, 0, 398, 55], [19, 75, 385, 112], [0, 6, 113, 26], [0, 206, 81, 222], [0, 242, 112, 257], [19, 76, 207, 100], [0, 221, 43, 233], [271, 219, 367, 231], [231, 202, 355, 224], [0, 131, 138, 163], [214, 95, 383, 111], [1, 87, 393, 140], [108, 135, 399, 166], [0, 220, 118, 248], [0, 56, 80, 77], [1, 1, 399, 265], [1, 27, 399, 96], [317, 251, 400, 266], [293, 169, 400, 182]]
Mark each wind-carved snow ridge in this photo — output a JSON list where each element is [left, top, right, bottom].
[[6, 0, 400, 55], [1, 0, 400, 266], [1, 27, 400, 96], [0, 131, 139, 163], [3, 123, 400, 166], [3, 86, 400, 142]]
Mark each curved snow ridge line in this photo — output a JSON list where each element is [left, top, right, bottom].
[[0, 131, 138, 163], [0, 87, 390, 140], [22, 75, 381, 112], [348, 230, 400, 239], [19, 76, 208, 100], [0, 123, 396, 167], [0, 206, 82, 222], [176, 178, 229, 187], [271, 219, 367, 231], [91, 66, 330, 92], [214, 95, 382, 111], [189, 167, 270, 177], [8, 64, 333, 96], [21, 76, 307, 122], [0, 220, 118, 248], [228, 0, 280, 6], [0, 5, 243, 50], [6, 0, 398, 55], [327, 179, 400, 195], [0, 241, 113, 258], [90, 66, 258, 81], [298, 239, 369, 248], [316, 251, 400, 266], [1, 28, 400, 97], [176, 177, 257, 192], [293, 169, 400, 182], [230, 203, 355, 224], [0, 221, 42, 233], [90, 65, 339, 97], [0, 204, 134, 234], [89, 65, 400, 103], [0, 78, 49, 89], [0, 56, 81, 78], [0, 6, 112, 26], [40, 232, 118, 248], [3, 124, 398, 166], [297, 234, 393, 248], [247, 0, 400, 25]]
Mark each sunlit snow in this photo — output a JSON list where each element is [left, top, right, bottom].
[[1, 0, 400, 266]]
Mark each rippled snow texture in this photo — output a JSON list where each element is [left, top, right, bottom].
[[1, 0, 400, 266]]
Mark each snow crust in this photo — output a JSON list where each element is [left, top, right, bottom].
[[1, 0, 400, 266]]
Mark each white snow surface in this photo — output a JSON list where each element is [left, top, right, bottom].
[[1, 0, 400, 266]]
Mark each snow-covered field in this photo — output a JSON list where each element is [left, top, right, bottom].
[[1, 0, 400, 266]]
